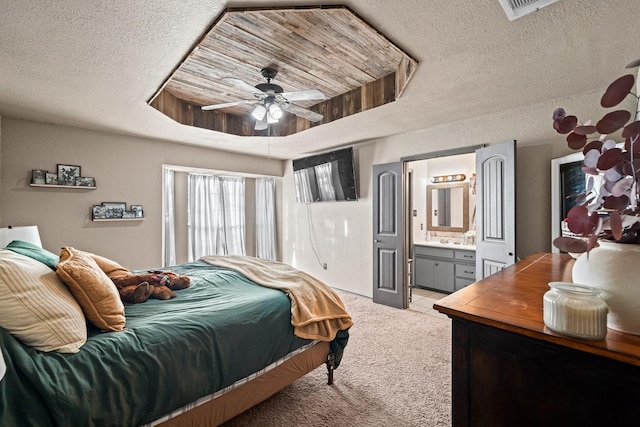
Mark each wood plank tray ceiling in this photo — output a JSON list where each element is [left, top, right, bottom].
[[148, 5, 417, 137]]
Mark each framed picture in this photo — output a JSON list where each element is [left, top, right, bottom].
[[122, 211, 136, 219], [102, 202, 126, 218], [131, 205, 144, 218], [92, 204, 106, 219], [57, 164, 81, 186], [45, 172, 58, 185], [31, 170, 47, 184], [75, 176, 95, 187]]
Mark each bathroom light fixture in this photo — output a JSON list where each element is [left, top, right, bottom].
[[431, 174, 466, 183]]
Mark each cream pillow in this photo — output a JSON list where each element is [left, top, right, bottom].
[[0, 249, 87, 353], [56, 247, 126, 332]]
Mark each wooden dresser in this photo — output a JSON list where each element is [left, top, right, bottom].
[[434, 253, 640, 426]]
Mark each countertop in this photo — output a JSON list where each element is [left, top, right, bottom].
[[414, 240, 476, 251]]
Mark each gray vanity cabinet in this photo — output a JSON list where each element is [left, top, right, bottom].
[[413, 245, 476, 293]]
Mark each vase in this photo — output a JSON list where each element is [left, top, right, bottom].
[[571, 240, 640, 336]]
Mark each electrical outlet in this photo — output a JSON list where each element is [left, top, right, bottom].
[[323, 263, 327, 270]]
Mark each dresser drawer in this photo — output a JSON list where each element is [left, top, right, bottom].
[[456, 263, 476, 279], [455, 250, 476, 262], [414, 245, 454, 259]]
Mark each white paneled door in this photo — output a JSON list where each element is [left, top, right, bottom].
[[475, 140, 516, 279]]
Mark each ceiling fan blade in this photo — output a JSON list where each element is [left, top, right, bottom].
[[223, 77, 265, 96], [254, 120, 268, 131], [201, 99, 256, 111], [279, 89, 326, 102], [282, 103, 324, 122]]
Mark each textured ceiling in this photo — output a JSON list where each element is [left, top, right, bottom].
[[0, 1, 639, 159]]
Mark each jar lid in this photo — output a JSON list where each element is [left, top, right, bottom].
[[548, 281, 601, 296]]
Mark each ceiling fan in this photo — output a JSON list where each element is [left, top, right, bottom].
[[201, 67, 326, 131]]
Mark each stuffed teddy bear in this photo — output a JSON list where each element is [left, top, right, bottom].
[[90, 253, 191, 304], [110, 270, 191, 304]]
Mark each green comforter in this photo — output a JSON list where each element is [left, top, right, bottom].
[[0, 260, 348, 426]]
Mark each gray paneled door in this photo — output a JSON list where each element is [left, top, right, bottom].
[[475, 140, 516, 279], [372, 162, 406, 309]]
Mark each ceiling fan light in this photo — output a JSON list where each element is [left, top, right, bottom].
[[252, 105, 266, 121], [267, 112, 279, 124], [269, 104, 283, 120]]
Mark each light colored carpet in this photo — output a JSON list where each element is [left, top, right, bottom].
[[223, 290, 452, 426]]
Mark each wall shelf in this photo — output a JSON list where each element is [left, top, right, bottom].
[[92, 218, 145, 222], [30, 183, 96, 190]]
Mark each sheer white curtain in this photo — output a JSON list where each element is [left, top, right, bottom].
[[294, 169, 313, 203], [220, 177, 246, 255], [314, 162, 337, 201], [187, 173, 245, 261], [255, 177, 276, 260], [188, 174, 222, 261], [163, 168, 176, 266]]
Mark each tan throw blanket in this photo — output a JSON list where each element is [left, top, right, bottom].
[[201, 255, 353, 342]]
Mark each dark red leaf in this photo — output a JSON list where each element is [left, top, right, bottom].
[[552, 237, 587, 253], [566, 205, 597, 235], [572, 125, 597, 135], [622, 121, 640, 138], [610, 211, 623, 240], [582, 140, 603, 155], [601, 74, 635, 108], [603, 195, 629, 210], [553, 118, 562, 132], [566, 132, 587, 150], [596, 110, 631, 134], [557, 115, 578, 134], [596, 147, 622, 170]]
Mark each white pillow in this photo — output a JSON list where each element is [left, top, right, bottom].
[[0, 249, 87, 353]]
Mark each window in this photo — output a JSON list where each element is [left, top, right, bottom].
[[187, 174, 245, 261], [163, 166, 277, 265]]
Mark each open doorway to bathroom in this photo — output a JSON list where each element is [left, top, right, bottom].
[[404, 149, 478, 314]]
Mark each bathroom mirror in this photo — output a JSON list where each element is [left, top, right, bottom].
[[426, 182, 469, 232]]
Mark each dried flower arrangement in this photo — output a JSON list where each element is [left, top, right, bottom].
[[552, 58, 640, 254]]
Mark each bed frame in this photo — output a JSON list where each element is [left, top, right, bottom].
[[154, 341, 333, 426]]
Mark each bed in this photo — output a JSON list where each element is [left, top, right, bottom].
[[0, 244, 351, 426]]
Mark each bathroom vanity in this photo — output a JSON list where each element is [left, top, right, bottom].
[[414, 179, 476, 293], [413, 242, 476, 293]]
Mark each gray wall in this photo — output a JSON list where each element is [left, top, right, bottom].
[[0, 94, 592, 297], [0, 118, 284, 269]]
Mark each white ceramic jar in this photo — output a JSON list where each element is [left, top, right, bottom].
[[543, 282, 608, 340]]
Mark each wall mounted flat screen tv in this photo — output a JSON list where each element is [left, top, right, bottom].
[[292, 147, 358, 203]]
